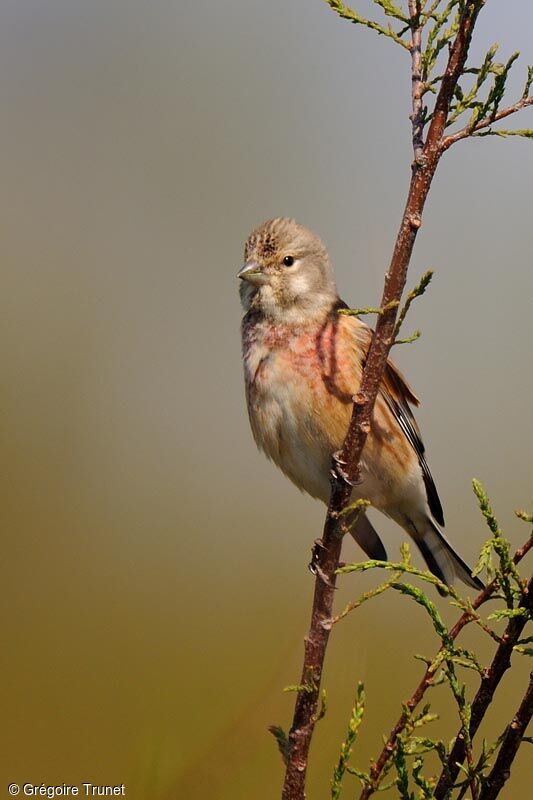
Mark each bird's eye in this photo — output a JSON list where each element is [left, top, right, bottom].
[[283, 255, 295, 267]]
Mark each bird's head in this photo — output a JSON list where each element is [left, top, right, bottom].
[[238, 218, 338, 322]]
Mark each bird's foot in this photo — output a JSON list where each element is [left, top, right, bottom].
[[331, 450, 361, 487], [309, 539, 325, 573], [308, 539, 336, 587]]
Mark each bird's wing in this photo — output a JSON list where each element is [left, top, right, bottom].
[[344, 312, 445, 527]]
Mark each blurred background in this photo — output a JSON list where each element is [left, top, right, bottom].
[[1, 1, 532, 798]]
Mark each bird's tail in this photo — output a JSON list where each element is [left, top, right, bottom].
[[415, 519, 484, 592]]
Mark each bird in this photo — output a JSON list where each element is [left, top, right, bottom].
[[238, 217, 482, 591]]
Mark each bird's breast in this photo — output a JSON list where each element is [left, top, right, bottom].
[[241, 316, 355, 501]]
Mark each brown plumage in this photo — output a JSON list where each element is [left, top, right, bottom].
[[239, 218, 482, 590]]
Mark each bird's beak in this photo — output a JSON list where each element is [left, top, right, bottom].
[[237, 261, 268, 285]]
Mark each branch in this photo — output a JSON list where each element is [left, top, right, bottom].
[[409, 1, 425, 160], [324, 1, 411, 49], [331, 683, 366, 799], [282, 5, 486, 798], [433, 572, 533, 798], [424, 0, 485, 159], [393, 269, 433, 343], [443, 93, 533, 149], [356, 531, 533, 799], [339, 300, 399, 317], [477, 672, 533, 800]]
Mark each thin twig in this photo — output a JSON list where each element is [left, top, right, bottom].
[[356, 532, 532, 799], [433, 573, 533, 798], [477, 672, 533, 800], [409, 1, 425, 161], [442, 94, 533, 149], [324, 1, 411, 50]]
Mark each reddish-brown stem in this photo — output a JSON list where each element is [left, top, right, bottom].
[[433, 573, 533, 799], [442, 94, 533, 150], [281, 155, 436, 800], [477, 671, 533, 800], [281, 2, 530, 797], [357, 532, 532, 800], [281, 5, 484, 798], [423, 1, 484, 160], [280, 485, 352, 799]]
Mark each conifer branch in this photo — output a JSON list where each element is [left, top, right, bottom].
[[477, 672, 533, 800], [324, 1, 411, 49], [281, 5, 533, 797]]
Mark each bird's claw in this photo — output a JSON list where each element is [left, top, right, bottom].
[[309, 561, 335, 587], [309, 539, 325, 574], [308, 539, 335, 587], [332, 450, 359, 487]]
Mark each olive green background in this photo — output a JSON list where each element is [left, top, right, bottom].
[[1, 2, 532, 798]]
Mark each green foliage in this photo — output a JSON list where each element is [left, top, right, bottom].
[[316, 689, 328, 722], [338, 267, 433, 347], [338, 269, 433, 344], [523, 65, 533, 98], [393, 739, 412, 800], [283, 681, 316, 693], [324, 1, 533, 142], [269, 725, 289, 766], [338, 300, 399, 318], [472, 478, 522, 606], [446, 43, 500, 125], [324, 1, 411, 49], [475, 128, 533, 139], [337, 498, 372, 518], [331, 683, 366, 799], [463, 51, 520, 131], [394, 269, 434, 345], [330, 481, 533, 797], [422, 0, 463, 83]]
